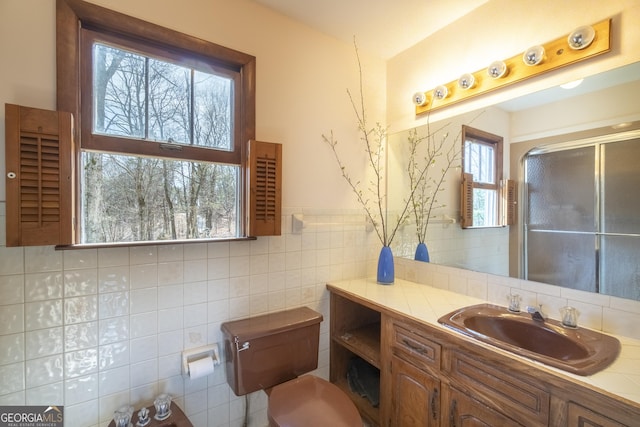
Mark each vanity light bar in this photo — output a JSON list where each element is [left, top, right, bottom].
[[414, 19, 611, 115]]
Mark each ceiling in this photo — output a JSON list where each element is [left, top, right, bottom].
[[251, 0, 489, 59]]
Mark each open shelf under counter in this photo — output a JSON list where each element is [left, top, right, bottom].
[[333, 372, 380, 425], [332, 322, 381, 368], [329, 291, 383, 426]]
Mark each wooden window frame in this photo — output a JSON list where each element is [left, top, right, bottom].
[[55, 0, 272, 244], [460, 125, 506, 228], [79, 30, 243, 164]]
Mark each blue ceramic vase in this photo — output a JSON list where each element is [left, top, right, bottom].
[[414, 242, 430, 262], [377, 246, 394, 284]]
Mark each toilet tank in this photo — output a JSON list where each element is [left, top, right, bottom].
[[221, 307, 323, 396]]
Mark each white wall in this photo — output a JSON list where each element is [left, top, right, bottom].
[[0, 0, 387, 209]]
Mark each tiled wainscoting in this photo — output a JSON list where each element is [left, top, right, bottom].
[[0, 204, 377, 427]]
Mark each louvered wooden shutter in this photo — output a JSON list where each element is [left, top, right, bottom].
[[248, 140, 282, 236], [460, 173, 473, 229], [502, 179, 517, 226], [5, 104, 75, 246]]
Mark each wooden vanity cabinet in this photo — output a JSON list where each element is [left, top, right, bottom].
[[327, 287, 640, 427], [386, 315, 547, 427]]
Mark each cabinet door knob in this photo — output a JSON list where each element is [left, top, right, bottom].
[[7, 172, 16, 179]]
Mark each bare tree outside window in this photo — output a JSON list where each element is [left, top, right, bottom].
[[82, 42, 238, 243]]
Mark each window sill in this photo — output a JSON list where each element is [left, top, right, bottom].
[[55, 236, 257, 250], [462, 225, 508, 230]]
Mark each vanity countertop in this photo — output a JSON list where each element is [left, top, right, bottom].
[[327, 277, 640, 406]]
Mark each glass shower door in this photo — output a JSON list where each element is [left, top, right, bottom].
[[600, 138, 640, 300], [524, 136, 640, 300], [524, 146, 597, 292]]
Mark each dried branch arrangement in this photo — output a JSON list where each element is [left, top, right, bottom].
[[322, 39, 483, 251], [407, 123, 460, 245], [323, 41, 422, 247]]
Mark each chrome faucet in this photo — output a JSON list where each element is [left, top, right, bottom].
[[526, 305, 547, 322]]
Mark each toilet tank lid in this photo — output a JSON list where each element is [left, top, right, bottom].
[[221, 307, 323, 341]]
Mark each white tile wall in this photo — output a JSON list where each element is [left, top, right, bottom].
[[393, 218, 510, 277], [0, 204, 374, 427], [3, 199, 638, 426], [396, 258, 640, 340]]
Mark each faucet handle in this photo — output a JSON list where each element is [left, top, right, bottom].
[[560, 306, 579, 328], [507, 293, 521, 312], [136, 407, 150, 427]]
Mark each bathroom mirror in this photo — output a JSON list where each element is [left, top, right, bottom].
[[388, 61, 640, 298]]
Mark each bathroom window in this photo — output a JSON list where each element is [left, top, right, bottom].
[[80, 34, 241, 243], [524, 132, 640, 300], [461, 126, 505, 228], [55, 0, 274, 245]]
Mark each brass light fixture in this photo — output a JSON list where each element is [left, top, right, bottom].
[[413, 20, 610, 114]]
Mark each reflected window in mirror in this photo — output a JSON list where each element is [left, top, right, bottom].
[[461, 126, 504, 228]]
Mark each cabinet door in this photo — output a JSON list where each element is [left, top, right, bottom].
[[567, 402, 628, 427], [446, 386, 524, 427], [390, 355, 440, 427], [448, 349, 549, 425]]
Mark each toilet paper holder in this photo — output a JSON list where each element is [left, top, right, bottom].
[[181, 344, 220, 377]]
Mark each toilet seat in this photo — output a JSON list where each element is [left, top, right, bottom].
[[268, 375, 362, 427]]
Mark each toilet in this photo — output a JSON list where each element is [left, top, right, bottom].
[[221, 307, 362, 427]]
